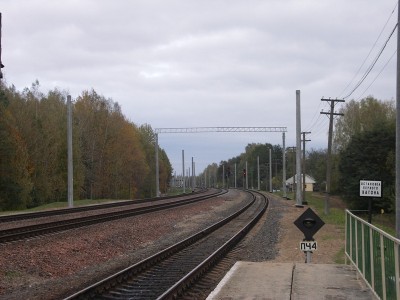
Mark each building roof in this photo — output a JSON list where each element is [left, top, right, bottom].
[[286, 174, 316, 184]]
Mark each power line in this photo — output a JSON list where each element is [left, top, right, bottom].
[[343, 22, 398, 100], [356, 49, 397, 100], [311, 118, 329, 138], [304, 100, 328, 132], [304, 101, 330, 132], [338, 1, 398, 98]]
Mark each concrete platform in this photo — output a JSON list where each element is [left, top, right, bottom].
[[207, 262, 377, 300]]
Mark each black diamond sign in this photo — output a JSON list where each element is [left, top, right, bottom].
[[294, 208, 325, 241]]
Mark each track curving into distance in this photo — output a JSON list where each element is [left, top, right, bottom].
[[0, 189, 227, 244], [64, 189, 268, 300]]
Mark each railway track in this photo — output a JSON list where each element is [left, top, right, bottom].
[[64, 189, 267, 300], [0, 189, 208, 223], [0, 189, 226, 244]]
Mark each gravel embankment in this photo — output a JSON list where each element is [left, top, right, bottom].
[[0, 190, 311, 300], [0, 189, 257, 300], [2, 189, 340, 300]]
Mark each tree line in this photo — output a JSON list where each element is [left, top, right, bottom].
[[199, 96, 395, 213], [0, 81, 172, 211]]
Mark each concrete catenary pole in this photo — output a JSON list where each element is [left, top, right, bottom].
[[0, 13, 3, 79], [182, 150, 185, 193], [257, 156, 260, 190], [269, 149, 272, 192], [296, 90, 303, 207], [67, 95, 73, 208], [188, 167, 191, 190], [222, 165, 225, 188], [234, 163, 237, 188], [397, 0, 400, 238], [245, 161, 248, 189], [155, 133, 160, 197], [282, 132, 287, 198], [191, 157, 194, 192]]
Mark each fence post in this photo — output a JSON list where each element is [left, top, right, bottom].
[[362, 223, 365, 277], [345, 212, 348, 264], [350, 214, 353, 262], [356, 219, 359, 268], [370, 227, 375, 290], [380, 235, 386, 299], [395, 242, 400, 300]]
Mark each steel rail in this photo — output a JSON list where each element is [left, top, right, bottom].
[[0, 189, 227, 243], [63, 190, 267, 300], [159, 190, 267, 299], [0, 189, 208, 223]]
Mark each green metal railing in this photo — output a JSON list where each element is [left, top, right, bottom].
[[345, 210, 400, 300]]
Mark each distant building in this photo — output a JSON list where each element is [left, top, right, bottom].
[[285, 174, 316, 192]]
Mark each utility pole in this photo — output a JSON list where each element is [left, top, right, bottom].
[[287, 147, 296, 198], [301, 131, 311, 204], [234, 163, 237, 188], [282, 132, 287, 198], [67, 95, 73, 208], [397, 1, 400, 239], [296, 90, 303, 207], [321, 98, 344, 215], [182, 150, 185, 193], [222, 164, 225, 189], [245, 161, 248, 189], [257, 156, 260, 190], [191, 157, 194, 192], [0, 13, 4, 79], [269, 148, 272, 192]]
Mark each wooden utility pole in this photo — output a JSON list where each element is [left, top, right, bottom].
[[320, 98, 344, 215], [287, 147, 296, 197], [301, 131, 311, 204]]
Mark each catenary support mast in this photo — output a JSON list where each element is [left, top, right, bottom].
[[155, 126, 287, 196], [396, 0, 400, 238]]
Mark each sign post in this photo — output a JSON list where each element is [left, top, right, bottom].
[[359, 180, 382, 224], [294, 208, 325, 263]]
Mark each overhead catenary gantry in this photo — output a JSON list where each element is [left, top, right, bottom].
[[153, 126, 288, 197], [155, 127, 287, 134]]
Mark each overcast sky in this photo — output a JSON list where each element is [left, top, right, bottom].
[[1, 0, 398, 173]]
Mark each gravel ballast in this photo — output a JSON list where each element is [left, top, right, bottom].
[[0, 189, 299, 300]]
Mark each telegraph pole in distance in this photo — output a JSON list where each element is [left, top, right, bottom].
[[301, 131, 311, 204], [287, 147, 296, 199], [321, 98, 344, 215]]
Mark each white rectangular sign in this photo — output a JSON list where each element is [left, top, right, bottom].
[[300, 241, 317, 252], [359, 180, 382, 197]]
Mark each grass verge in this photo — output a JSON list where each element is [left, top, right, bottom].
[[0, 199, 129, 216]]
